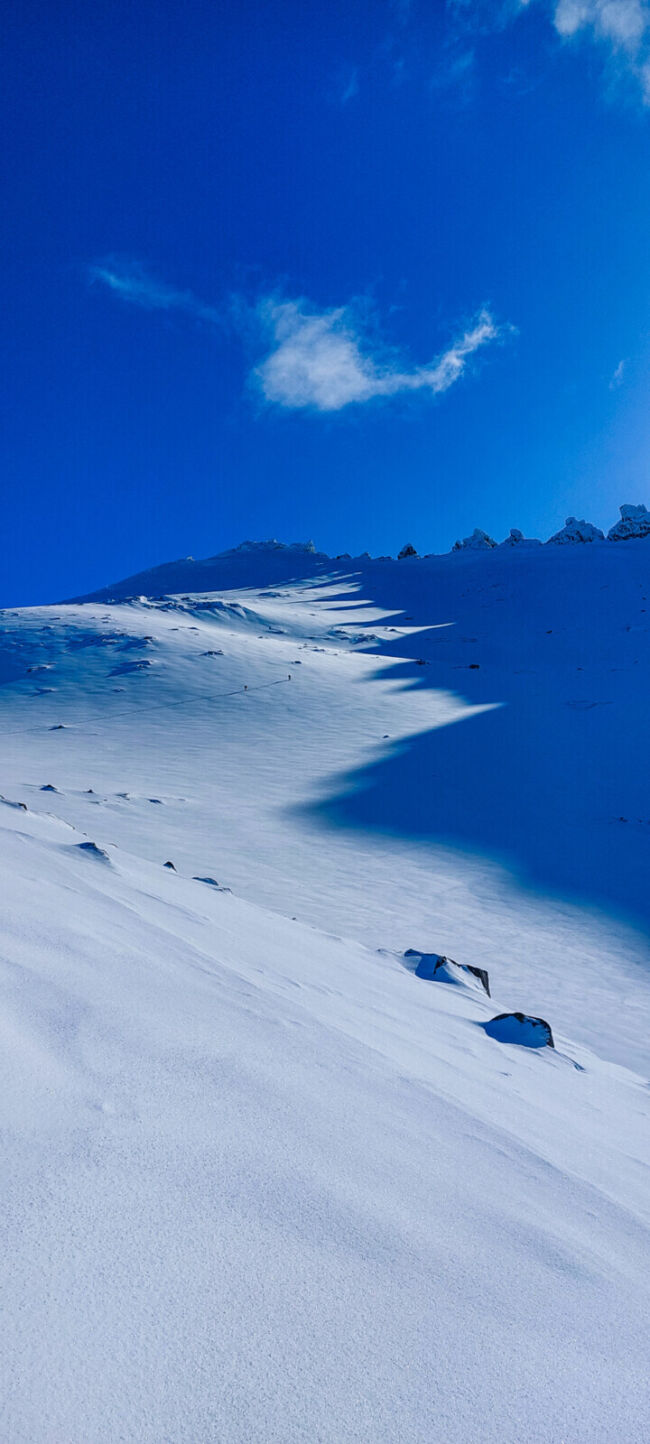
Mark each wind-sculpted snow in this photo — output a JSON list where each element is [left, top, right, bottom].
[[1, 543, 650, 1442]]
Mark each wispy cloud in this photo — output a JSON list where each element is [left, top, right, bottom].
[[444, 1, 650, 101], [431, 46, 477, 102], [494, 0, 650, 101], [253, 297, 511, 411], [88, 258, 222, 324], [609, 357, 627, 387], [338, 65, 360, 103]]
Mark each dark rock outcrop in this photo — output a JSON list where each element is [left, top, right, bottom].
[[484, 1012, 554, 1048], [405, 949, 491, 997]]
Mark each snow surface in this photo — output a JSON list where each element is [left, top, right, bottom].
[[1, 540, 650, 1442]]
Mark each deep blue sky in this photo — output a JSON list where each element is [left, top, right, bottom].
[[3, 0, 650, 603]]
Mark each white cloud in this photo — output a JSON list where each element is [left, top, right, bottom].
[[253, 297, 509, 411], [88, 262, 512, 414], [446, 1, 650, 100], [88, 259, 222, 324], [521, 0, 650, 100], [553, 0, 646, 48]]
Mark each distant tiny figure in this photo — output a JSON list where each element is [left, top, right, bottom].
[[288, 673, 291, 680], [244, 684, 248, 691]]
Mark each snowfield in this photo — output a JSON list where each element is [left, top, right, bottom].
[[1, 539, 649, 1442]]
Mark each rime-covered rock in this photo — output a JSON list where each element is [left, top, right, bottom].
[[230, 539, 320, 555], [452, 529, 497, 552], [607, 504, 650, 542], [499, 528, 542, 548], [546, 517, 604, 545], [398, 543, 418, 559]]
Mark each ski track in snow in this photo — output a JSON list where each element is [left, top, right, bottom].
[[1, 541, 649, 1443]]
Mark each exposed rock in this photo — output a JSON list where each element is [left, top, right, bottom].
[[404, 949, 491, 997], [452, 529, 497, 552], [164, 860, 176, 871], [76, 842, 110, 862], [484, 1012, 554, 1048], [398, 544, 418, 559], [546, 517, 604, 545], [607, 504, 650, 541], [499, 528, 542, 547], [40, 784, 59, 793]]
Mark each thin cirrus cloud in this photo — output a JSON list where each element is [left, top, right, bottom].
[[253, 297, 510, 412], [609, 358, 627, 388], [88, 258, 222, 324], [88, 259, 511, 413]]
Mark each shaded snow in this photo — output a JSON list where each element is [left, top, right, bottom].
[[1, 541, 649, 1442]]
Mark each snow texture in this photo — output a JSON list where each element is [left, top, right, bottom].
[[1, 537, 649, 1442]]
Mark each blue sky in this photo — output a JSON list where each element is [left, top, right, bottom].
[[3, 0, 650, 603]]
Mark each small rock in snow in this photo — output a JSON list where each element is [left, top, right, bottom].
[[76, 842, 110, 862], [484, 1012, 554, 1048], [405, 950, 491, 997]]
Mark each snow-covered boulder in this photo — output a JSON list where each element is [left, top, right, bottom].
[[404, 949, 491, 997], [452, 529, 497, 552], [499, 528, 542, 548], [546, 517, 604, 545], [398, 544, 418, 559], [607, 504, 650, 541], [484, 1013, 554, 1048]]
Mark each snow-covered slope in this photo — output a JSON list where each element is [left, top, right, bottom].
[[1, 541, 649, 1442]]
